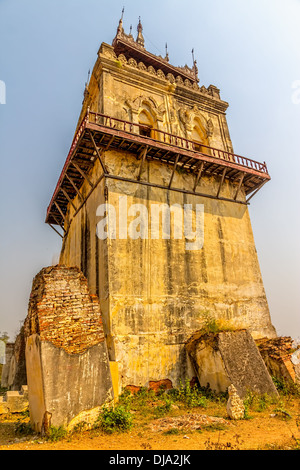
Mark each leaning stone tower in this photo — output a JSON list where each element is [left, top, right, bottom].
[[46, 16, 276, 390]]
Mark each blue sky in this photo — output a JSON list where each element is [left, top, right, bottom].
[[0, 0, 299, 340]]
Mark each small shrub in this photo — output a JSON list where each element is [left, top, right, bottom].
[[15, 420, 33, 436], [272, 376, 300, 397], [20, 407, 30, 418], [273, 408, 292, 421], [0, 386, 8, 396], [163, 428, 181, 435], [177, 378, 208, 408], [243, 391, 279, 418], [153, 398, 172, 417], [205, 434, 244, 450], [96, 405, 133, 434], [200, 312, 235, 335], [198, 423, 227, 433], [71, 421, 89, 434], [257, 394, 274, 412], [119, 388, 132, 400], [197, 383, 228, 403], [167, 388, 180, 400], [46, 425, 68, 442]]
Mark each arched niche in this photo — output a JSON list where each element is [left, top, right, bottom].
[[191, 117, 209, 154], [138, 103, 157, 139]]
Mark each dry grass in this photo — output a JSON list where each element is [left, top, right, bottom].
[[1, 381, 300, 450]]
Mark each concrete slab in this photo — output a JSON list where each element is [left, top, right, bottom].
[[186, 329, 278, 398]]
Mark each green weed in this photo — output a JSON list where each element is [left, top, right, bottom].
[[15, 420, 33, 436], [176, 378, 208, 408], [95, 404, 133, 434], [163, 428, 181, 435], [272, 376, 300, 397], [46, 425, 68, 442], [153, 398, 172, 417], [200, 312, 236, 335]]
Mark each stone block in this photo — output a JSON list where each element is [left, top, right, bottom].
[[0, 385, 28, 414], [0, 397, 9, 414], [186, 329, 278, 398]]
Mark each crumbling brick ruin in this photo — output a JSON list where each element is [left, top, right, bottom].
[[256, 336, 300, 385], [24, 265, 113, 432], [25, 265, 106, 354]]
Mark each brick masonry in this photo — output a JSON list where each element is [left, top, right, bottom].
[[24, 265, 105, 354], [256, 336, 300, 385]]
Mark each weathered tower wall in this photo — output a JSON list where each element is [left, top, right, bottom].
[[56, 41, 276, 390], [59, 153, 276, 388]]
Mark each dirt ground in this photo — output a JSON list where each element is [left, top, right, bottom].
[[1, 395, 300, 451]]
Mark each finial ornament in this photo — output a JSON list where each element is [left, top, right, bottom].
[[191, 48, 199, 82], [136, 16, 145, 47], [165, 43, 169, 62], [137, 16, 142, 32], [117, 7, 125, 36], [83, 69, 90, 103]]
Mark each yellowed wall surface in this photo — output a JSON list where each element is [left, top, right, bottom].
[[58, 41, 275, 389], [60, 150, 276, 388]]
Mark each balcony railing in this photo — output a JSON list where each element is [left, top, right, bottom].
[[46, 109, 271, 229], [86, 110, 269, 175]]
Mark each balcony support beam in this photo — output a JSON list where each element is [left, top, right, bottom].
[[217, 168, 227, 198], [193, 161, 204, 192], [234, 172, 245, 201], [52, 213, 66, 232], [137, 146, 148, 181], [71, 162, 94, 188], [54, 201, 66, 223], [246, 180, 268, 203], [65, 173, 84, 202], [60, 188, 77, 211], [168, 154, 180, 188], [88, 130, 110, 175], [48, 223, 64, 238]]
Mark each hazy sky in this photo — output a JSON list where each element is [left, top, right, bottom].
[[0, 0, 299, 340]]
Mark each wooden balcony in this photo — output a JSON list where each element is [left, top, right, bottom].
[[45, 110, 270, 233]]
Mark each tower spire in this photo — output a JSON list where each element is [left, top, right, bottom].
[[116, 7, 125, 36], [136, 16, 145, 47], [191, 48, 199, 82], [165, 43, 169, 62]]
